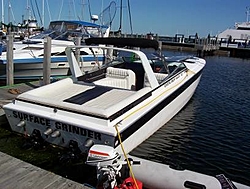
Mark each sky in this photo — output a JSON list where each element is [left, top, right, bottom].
[[1, 0, 250, 37]]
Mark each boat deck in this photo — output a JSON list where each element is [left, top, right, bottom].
[[0, 81, 41, 125], [17, 78, 151, 119]]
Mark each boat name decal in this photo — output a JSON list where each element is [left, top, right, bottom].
[[55, 122, 101, 140], [164, 73, 183, 87], [13, 111, 51, 126], [12, 111, 102, 140]]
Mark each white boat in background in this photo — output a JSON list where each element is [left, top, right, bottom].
[[0, 1, 116, 81], [218, 7, 250, 48], [0, 20, 109, 80], [3, 37, 205, 155]]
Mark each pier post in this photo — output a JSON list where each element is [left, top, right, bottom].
[[155, 34, 159, 41], [43, 36, 51, 85], [6, 34, 14, 85], [106, 45, 114, 64], [75, 37, 81, 62], [158, 41, 162, 55], [75, 37, 82, 71]]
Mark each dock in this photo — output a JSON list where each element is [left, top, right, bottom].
[[0, 81, 41, 125], [0, 151, 90, 189], [0, 81, 93, 189]]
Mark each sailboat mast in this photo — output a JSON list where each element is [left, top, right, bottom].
[[42, 0, 44, 27], [8, 0, 11, 24], [1, 0, 4, 24], [118, 0, 122, 32], [87, 0, 91, 21], [246, 7, 250, 22], [127, 0, 133, 34]]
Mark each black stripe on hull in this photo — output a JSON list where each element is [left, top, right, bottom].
[[115, 69, 203, 147]]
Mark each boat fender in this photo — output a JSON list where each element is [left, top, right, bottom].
[[114, 177, 143, 189]]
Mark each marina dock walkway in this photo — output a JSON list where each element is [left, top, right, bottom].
[[0, 81, 92, 189], [0, 81, 41, 125], [0, 151, 90, 189]]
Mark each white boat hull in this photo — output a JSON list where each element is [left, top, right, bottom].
[[128, 155, 250, 189], [115, 74, 202, 154], [0, 55, 103, 80], [3, 44, 206, 155]]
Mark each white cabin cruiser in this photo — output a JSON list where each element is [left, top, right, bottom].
[[4, 37, 205, 155], [0, 1, 116, 81], [0, 20, 109, 81]]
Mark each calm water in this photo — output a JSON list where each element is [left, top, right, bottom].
[[130, 52, 250, 186], [1, 52, 250, 187]]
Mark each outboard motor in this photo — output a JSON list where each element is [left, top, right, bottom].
[[86, 145, 142, 189]]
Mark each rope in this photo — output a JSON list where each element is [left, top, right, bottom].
[[27, 43, 36, 58], [187, 69, 196, 75], [113, 69, 196, 189], [114, 124, 139, 189]]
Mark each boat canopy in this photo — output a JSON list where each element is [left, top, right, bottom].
[[50, 20, 109, 29], [85, 37, 159, 50]]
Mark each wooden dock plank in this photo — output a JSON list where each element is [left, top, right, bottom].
[[44, 177, 85, 189], [0, 165, 38, 188], [0, 82, 92, 188], [13, 170, 57, 189], [0, 160, 23, 178], [0, 81, 40, 125], [0, 152, 90, 189], [23, 172, 60, 189]]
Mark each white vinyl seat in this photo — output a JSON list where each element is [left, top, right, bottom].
[[144, 72, 168, 87], [94, 67, 136, 90]]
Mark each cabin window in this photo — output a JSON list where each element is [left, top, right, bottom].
[[22, 47, 44, 50]]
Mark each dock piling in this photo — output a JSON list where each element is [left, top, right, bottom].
[[6, 34, 14, 85], [43, 36, 51, 85]]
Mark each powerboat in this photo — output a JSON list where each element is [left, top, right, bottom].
[[0, 1, 116, 81], [0, 20, 110, 81], [3, 37, 206, 156], [4, 37, 250, 189]]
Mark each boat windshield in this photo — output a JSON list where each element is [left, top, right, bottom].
[[159, 61, 186, 77], [76, 47, 188, 90], [83, 48, 187, 76]]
